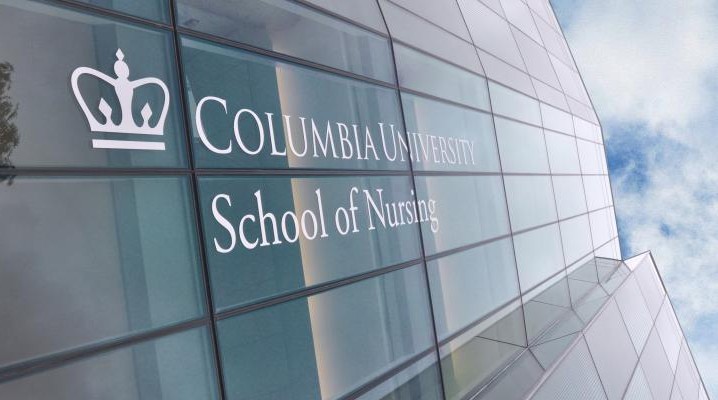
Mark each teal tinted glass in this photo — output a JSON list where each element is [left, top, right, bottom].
[[428, 239, 520, 340], [71, 0, 170, 23], [401, 93, 500, 173], [0, 327, 218, 400], [358, 354, 443, 400], [0, 0, 186, 168], [414, 175, 510, 255], [217, 265, 435, 400], [198, 175, 423, 310], [176, 0, 394, 82], [181, 37, 408, 171], [0, 176, 204, 367]]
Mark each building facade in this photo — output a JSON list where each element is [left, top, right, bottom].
[[0, 0, 708, 399]]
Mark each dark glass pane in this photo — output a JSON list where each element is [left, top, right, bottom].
[[0, 327, 218, 400], [71, 0, 170, 23], [182, 36, 408, 171], [176, 0, 394, 82], [217, 265, 435, 400], [0, 0, 187, 168], [401, 93, 500, 173], [0, 176, 204, 366], [198, 175, 422, 310]]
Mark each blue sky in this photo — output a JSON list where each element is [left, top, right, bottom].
[[551, 0, 718, 396]]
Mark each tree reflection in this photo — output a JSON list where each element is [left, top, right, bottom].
[[0, 62, 18, 185]]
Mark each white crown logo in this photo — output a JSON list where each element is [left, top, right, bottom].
[[71, 48, 169, 151]]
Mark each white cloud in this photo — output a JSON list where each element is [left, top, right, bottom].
[[557, 0, 718, 395]]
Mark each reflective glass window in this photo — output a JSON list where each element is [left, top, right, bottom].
[[428, 239, 519, 340], [182, 36, 407, 171], [541, 102, 574, 134], [401, 93, 499, 173], [358, 354, 443, 400], [499, 0, 542, 44], [301, 0, 388, 33], [0, 176, 204, 367], [479, 49, 537, 97], [176, 0, 394, 83], [73, 0, 169, 22], [560, 214, 593, 265], [504, 176, 557, 231], [488, 82, 541, 125], [584, 300, 638, 400], [390, 0, 472, 41], [583, 175, 609, 211], [577, 139, 604, 175], [458, 0, 526, 69], [394, 44, 490, 110], [414, 175, 510, 255], [640, 328, 674, 400], [545, 130, 580, 174], [0, 328, 218, 400], [495, 117, 549, 173], [379, 0, 483, 73], [513, 223, 565, 291], [512, 28, 560, 89], [198, 175, 422, 310], [552, 176, 587, 219], [217, 265, 435, 400], [0, 0, 187, 168]]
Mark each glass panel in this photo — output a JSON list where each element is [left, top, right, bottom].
[[441, 335, 523, 400], [499, 0, 542, 44], [513, 223, 564, 291], [428, 239, 519, 340], [181, 36, 407, 170], [640, 328, 674, 400], [655, 302, 682, 371], [488, 82, 541, 125], [379, 1, 483, 73], [301, 0, 387, 33], [414, 175, 510, 255], [217, 265, 435, 400], [176, 0, 394, 83], [504, 176, 557, 231], [623, 366, 654, 400], [358, 354, 443, 400], [0, 176, 204, 367], [390, 0, 472, 41], [457, 0, 525, 69], [614, 275, 653, 353], [540, 102, 573, 134], [401, 93, 499, 173], [0, 327, 218, 400], [495, 117, 549, 173], [73, 0, 169, 23], [577, 139, 603, 174], [584, 300, 638, 400], [583, 175, 609, 211], [544, 131, 580, 174], [513, 28, 560, 89], [394, 44, 490, 110], [0, 0, 187, 168], [560, 214, 593, 265], [552, 176, 587, 219], [531, 338, 607, 400], [474, 351, 544, 400], [197, 175, 422, 310]]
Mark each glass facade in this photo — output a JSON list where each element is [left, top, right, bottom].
[[0, 0, 708, 399]]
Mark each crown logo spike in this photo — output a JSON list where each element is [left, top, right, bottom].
[[70, 48, 169, 151]]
